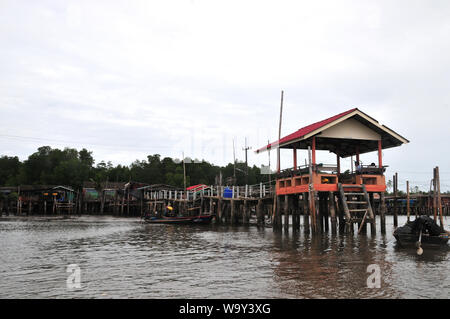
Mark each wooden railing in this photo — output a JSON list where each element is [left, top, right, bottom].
[[142, 181, 276, 201]]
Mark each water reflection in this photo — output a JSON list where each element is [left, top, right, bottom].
[[269, 231, 400, 298]]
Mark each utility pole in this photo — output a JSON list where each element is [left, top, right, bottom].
[[182, 151, 187, 193], [232, 138, 236, 184], [242, 137, 251, 185], [277, 90, 284, 173], [268, 139, 271, 185]]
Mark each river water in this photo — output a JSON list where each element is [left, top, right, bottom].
[[0, 215, 448, 299]]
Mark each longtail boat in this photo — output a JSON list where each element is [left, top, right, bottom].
[[143, 214, 214, 225], [394, 215, 449, 247]]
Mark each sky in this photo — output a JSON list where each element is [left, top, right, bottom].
[[1, 0, 450, 191]]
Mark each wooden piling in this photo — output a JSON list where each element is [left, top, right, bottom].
[[127, 190, 130, 216], [393, 173, 398, 227], [284, 195, 289, 231], [303, 193, 310, 234], [257, 199, 264, 225], [368, 192, 375, 234], [217, 197, 223, 223], [274, 195, 282, 230], [230, 199, 236, 225], [243, 200, 249, 225], [380, 192, 386, 233], [292, 195, 300, 232], [435, 166, 444, 230], [406, 181, 410, 222], [321, 193, 329, 232], [329, 192, 337, 234], [338, 185, 352, 233]]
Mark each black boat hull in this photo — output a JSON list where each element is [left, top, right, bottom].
[[144, 215, 214, 225], [394, 232, 449, 247], [393, 215, 449, 247]]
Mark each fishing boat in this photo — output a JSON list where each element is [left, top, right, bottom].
[[143, 214, 214, 225], [393, 215, 449, 247]]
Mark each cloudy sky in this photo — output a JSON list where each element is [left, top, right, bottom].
[[1, 0, 450, 190]]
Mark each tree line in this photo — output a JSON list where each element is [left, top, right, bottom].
[[0, 146, 270, 190]]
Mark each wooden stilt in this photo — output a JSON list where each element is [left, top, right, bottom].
[[217, 197, 223, 223], [435, 167, 444, 230], [230, 199, 235, 225], [293, 195, 300, 231], [120, 192, 124, 215], [127, 190, 130, 216], [338, 184, 352, 233], [406, 181, 410, 222], [243, 200, 249, 225], [380, 192, 386, 234], [369, 192, 375, 234], [274, 195, 282, 230], [303, 194, 310, 234], [336, 194, 344, 233], [393, 173, 398, 227], [322, 193, 329, 232], [360, 185, 375, 234], [284, 195, 289, 231], [257, 199, 263, 225], [329, 192, 337, 234]]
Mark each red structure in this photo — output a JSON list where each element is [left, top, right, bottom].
[[186, 184, 208, 192], [256, 108, 409, 195]]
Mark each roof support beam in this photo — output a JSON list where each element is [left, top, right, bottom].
[[337, 154, 340, 174], [293, 147, 297, 169], [378, 139, 383, 168], [312, 136, 316, 166], [356, 146, 360, 163]]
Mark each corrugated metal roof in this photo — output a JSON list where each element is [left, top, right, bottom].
[[186, 184, 208, 191], [256, 108, 357, 153]]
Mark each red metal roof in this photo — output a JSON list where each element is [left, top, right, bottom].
[[256, 108, 358, 153], [186, 184, 208, 191]]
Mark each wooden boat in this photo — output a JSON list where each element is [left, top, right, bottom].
[[394, 231, 449, 247], [143, 214, 214, 225], [393, 215, 449, 247]]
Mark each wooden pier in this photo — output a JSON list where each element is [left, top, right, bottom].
[[0, 109, 447, 235], [0, 178, 448, 235]]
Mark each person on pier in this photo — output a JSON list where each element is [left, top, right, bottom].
[[355, 160, 362, 174]]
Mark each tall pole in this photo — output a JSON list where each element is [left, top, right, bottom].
[[406, 180, 410, 222], [308, 146, 316, 233], [243, 137, 251, 185], [277, 90, 284, 173], [336, 154, 340, 175], [293, 147, 297, 170], [433, 168, 437, 222], [394, 172, 398, 227], [268, 139, 271, 185], [378, 139, 383, 168], [232, 138, 236, 184], [272, 90, 284, 229], [182, 151, 187, 193], [351, 155, 354, 173], [436, 166, 444, 230]]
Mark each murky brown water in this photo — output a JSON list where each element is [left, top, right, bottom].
[[0, 215, 448, 299]]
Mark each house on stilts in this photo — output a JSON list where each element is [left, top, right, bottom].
[[256, 108, 409, 233]]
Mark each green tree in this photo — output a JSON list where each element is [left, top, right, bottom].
[[0, 156, 21, 186]]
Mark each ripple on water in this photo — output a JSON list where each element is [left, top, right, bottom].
[[0, 215, 448, 298]]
